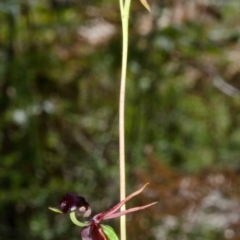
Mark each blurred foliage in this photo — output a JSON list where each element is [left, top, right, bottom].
[[134, 150, 240, 240], [0, 0, 240, 239]]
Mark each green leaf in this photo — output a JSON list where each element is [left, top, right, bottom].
[[101, 224, 119, 240], [69, 211, 89, 227], [139, 0, 151, 12]]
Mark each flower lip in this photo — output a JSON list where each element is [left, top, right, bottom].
[[58, 193, 91, 216]]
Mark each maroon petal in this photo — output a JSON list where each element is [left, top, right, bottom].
[[104, 202, 158, 219], [81, 221, 107, 240], [58, 193, 91, 215], [94, 183, 150, 222]]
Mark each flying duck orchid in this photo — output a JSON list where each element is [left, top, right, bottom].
[[49, 183, 157, 240]]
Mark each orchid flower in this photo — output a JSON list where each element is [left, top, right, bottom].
[[49, 183, 157, 240]]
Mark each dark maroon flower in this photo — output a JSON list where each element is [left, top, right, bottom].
[[49, 184, 157, 240]]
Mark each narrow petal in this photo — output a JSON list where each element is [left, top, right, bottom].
[[94, 183, 149, 222], [48, 207, 63, 214], [104, 202, 158, 219], [69, 211, 89, 227]]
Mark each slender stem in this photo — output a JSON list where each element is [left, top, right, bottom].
[[119, 0, 124, 15], [119, 1, 131, 240]]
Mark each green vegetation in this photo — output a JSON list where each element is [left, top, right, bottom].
[[1, 0, 240, 239]]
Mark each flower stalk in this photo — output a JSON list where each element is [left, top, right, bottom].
[[118, 0, 131, 238], [118, 0, 150, 239]]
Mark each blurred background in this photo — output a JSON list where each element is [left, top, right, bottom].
[[1, 0, 240, 239]]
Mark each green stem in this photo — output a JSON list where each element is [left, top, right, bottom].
[[119, 1, 131, 240]]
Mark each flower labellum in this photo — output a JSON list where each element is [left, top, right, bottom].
[[49, 193, 91, 217]]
